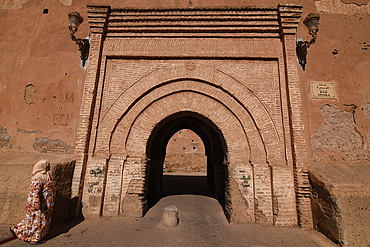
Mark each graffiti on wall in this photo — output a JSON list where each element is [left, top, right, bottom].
[[108, 164, 123, 177], [90, 167, 105, 177], [87, 181, 103, 194]]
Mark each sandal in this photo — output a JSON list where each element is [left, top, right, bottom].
[[30, 240, 46, 245]]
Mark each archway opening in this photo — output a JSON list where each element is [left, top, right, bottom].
[[145, 111, 229, 219], [164, 129, 207, 174], [161, 129, 209, 197]]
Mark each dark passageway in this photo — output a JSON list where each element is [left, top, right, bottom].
[[145, 111, 229, 219], [160, 174, 212, 197]]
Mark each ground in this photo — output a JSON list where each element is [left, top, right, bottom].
[[1, 173, 337, 247]]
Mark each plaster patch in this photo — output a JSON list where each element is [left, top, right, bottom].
[[311, 104, 363, 152], [362, 102, 370, 119], [17, 129, 41, 134], [0, 84, 7, 93], [24, 84, 36, 105], [312, 153, 323, 162], [0, 0, 29, 9], [0, 125, 12, 148], [254, 198, 268, 224], [315, 0, 370, 14], [341, 0, 370, 5], [363, 103, 370, 149], [59, 0, 72, 7], [33, 137, 73, 153]]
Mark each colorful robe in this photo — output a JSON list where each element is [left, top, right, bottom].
[[11, 179, 55, 242]]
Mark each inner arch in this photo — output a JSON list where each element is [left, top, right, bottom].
[[145, 111, 229, 219]]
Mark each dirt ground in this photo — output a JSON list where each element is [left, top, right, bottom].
[[1, 195, 337, 247], [1, 174, 337, 247]]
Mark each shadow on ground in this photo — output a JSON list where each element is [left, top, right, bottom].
[[161, 174, 211, 197], [148, 173, 218, 211], [2, 173, 337, 247], [45, 217, 84, 241]]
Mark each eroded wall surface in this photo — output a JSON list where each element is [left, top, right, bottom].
[[301, 1, 370, 165], [0, 0, 369, 246], [299, 1, 370, 246], [1, 0, 368, 160]]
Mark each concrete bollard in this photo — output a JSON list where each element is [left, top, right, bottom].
[[162, 205, 179, 227]]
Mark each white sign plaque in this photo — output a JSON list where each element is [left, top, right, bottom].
[[311, 81, 336, 99]]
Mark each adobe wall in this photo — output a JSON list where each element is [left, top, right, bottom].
[[0, 0, 368, 165], [0, 153, 75, 226], [296, 3, 370, 245], [0, 1, 369, 246]]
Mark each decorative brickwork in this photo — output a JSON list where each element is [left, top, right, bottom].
[[73, 4, 312, 227]]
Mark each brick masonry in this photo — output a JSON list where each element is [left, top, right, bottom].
[[73, 4, 312, 227]]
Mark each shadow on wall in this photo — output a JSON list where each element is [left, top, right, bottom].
[[50, 161, 76, 227], [309, 174, 341, 245], [47, 160, 85, 239], [309, 163, 370, 247], [0, 158, 79, 230]]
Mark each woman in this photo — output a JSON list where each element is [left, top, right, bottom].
[[10, 159, 55, 244]]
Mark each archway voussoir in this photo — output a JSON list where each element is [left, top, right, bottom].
[[101, 66, 281, 159], [104, 78, 275, 164]]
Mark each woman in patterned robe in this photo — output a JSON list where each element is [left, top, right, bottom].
[[10, 159, 55, 244]]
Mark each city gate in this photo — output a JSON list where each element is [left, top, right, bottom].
[[72, 4, 313, 227]]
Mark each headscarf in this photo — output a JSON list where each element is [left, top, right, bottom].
[[32, 159, 52, 181]]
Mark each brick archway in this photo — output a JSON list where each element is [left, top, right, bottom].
[[73, 5, 313, 228], [98, 65, 284, 165], [114, 88, 253, 222], [90, 71, 291, 224]]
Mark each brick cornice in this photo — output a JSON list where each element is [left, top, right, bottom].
[[278, 4, 303, 35], [87, 5, 111, 34], [86, 4, 302, 38]]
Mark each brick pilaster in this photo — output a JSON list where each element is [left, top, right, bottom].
[[278, 4, 313, 228], [72, 5, 110, 214], [253, 164, 273, 225], [102, 155, 126, 216]]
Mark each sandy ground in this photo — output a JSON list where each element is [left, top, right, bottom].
[[1, 174, 337, 247], [2, 194, 337, 247]]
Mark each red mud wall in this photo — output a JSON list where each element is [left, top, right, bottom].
[[0, 0, 369, 163], [164, 129, 207, 173], [0, 0, 369, 246]]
